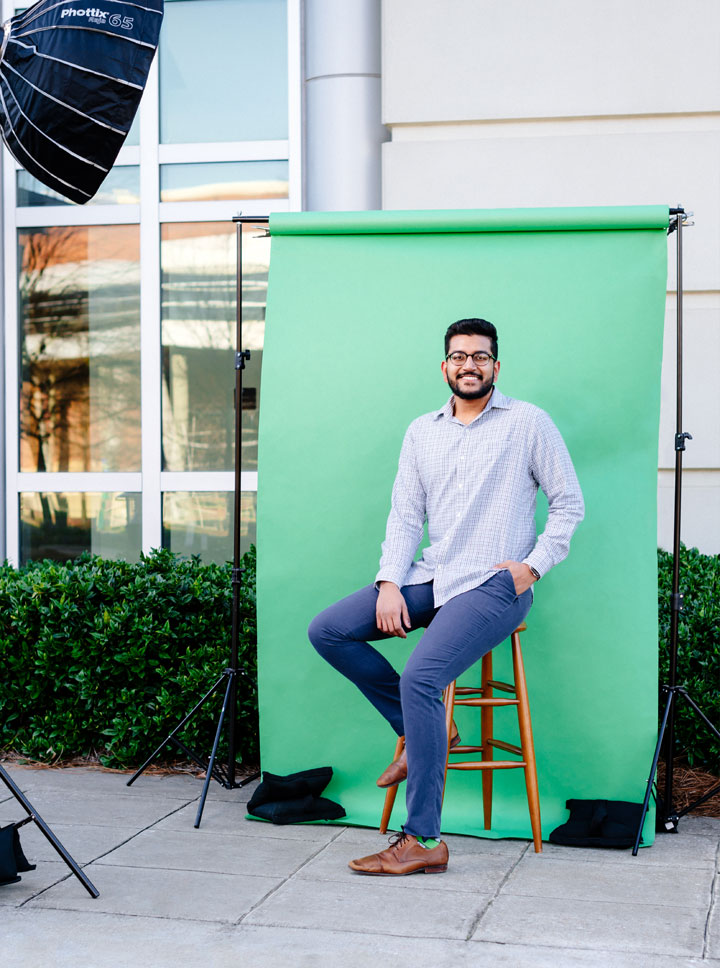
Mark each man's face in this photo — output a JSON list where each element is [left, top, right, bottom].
[[441, 334, 500, 401]]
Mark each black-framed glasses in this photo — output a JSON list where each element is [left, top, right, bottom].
[[445, 351, 496, 366]]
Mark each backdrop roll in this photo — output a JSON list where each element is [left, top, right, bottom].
[[256, 205, 668, 843]]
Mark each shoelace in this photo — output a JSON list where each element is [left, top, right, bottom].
[[388, 831, 411, 851]]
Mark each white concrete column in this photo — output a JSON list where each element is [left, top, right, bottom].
[[303, 0, 388, 211]]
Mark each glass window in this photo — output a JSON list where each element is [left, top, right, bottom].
[[126, 109, 140, 147], [18, 225, 141, 473], [239, 227, 268, 472], [161, 223, 268, 472], [20, 492, 142, 564], [159, 0, 288, 144], [160, 161, 288, 202], [17, 167, 140, 207], [162, 490, 255, 563]]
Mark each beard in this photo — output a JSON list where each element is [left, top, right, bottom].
[[447, 370, 495, 400]]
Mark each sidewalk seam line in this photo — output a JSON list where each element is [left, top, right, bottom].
[[16, 796, 197, 907], [234, 824, 347, 926], [497, 890, 704, 910], [465, 841, 530, 940], [701, 836, 720, 958]]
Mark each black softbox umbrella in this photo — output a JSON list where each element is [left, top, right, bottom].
[[0, 0, 164, 204]]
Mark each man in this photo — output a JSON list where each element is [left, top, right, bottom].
[[308, 318, 584, 875]]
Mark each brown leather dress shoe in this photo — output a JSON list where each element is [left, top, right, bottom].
[[349, 832, 449, 875], [376, 726, 461, 788]]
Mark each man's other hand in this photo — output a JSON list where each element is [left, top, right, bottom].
[[493, 560, 537, 596], [376, 582, 412, 638]]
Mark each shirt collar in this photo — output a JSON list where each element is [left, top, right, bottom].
[[433, 387, 512, 421]]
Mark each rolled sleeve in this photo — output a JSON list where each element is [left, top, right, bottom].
[[525, 410, 584, 576], [375, 424, 426, 588]]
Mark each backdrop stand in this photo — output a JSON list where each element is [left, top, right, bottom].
[[0, 763, 98, 897], [631, 206, 720, 855], [126, 215, 266, 827]]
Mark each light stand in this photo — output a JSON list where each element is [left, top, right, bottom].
[[632, 206, 720, 855], [127, 216, 266, 827]]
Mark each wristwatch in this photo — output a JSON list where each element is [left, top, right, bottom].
[[527, 565, 541, 581]]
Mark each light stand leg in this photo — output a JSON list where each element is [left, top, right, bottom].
[[0, 765, 99, 898], [127, 672, 229, 786], [194, 672, 234, 828], [633, 687, 675, 855]]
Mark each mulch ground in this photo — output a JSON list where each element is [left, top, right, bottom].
[[656, 760, 720, 817], [0, 750, 259, 783]]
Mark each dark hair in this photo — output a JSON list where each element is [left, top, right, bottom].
[[444, 318, 498, 360]]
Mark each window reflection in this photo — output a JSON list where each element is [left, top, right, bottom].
[[159, 0, 288, 144], [161, 223, 268, 472], [19, 226, 141, 473], [20, 492, 142, 564], [18, 167, 140, 206], [162, 491, 256, 563], [160, 161, 288, 203]]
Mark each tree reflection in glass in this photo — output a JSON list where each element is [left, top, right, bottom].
[[18, 225, 141, 473]]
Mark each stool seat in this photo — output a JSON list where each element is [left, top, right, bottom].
[[378, 620, 542, 852]]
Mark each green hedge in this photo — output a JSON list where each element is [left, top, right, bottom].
[[2, 544, 718, 774], [659, 545, 720, 772], [0, 547, 257, 769]]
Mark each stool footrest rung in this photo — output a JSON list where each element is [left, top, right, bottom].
[[447, 760, 525, 771], [455, 686, 483, 695], [486, 680, 516, 693], [487, 738, 522, 755], [454, 697, 519, 707], [449, 744, 483, 754]]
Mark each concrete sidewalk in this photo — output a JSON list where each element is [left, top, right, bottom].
[[1, 764, 719, 968]]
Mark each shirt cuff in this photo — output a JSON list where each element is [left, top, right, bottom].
[[522, 555, 546, 580], [375, 566, 408, 590]]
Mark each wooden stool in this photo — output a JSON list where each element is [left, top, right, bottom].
[[378, 621, 542, 852]]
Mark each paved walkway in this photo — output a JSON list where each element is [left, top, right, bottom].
[[1, 763, 720, 967]]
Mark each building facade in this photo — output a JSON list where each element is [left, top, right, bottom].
[[1, 0, 718, 565], [381, 0, 720, 555]]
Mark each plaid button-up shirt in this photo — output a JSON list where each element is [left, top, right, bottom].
[[375, 389, 584, 607]]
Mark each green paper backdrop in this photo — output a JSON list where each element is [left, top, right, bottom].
[[256, 206, 668, 844]]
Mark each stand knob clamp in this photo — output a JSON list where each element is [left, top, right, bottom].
[[675, 431, 692, 451], [671, 592, 684, 613]]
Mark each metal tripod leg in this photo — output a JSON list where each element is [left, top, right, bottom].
[[126, 672, 229, 787], [0, 765, 99, 897], [671, 688, 720, 821], [195, 672, 235, 828], [633, 687, 675, 855]]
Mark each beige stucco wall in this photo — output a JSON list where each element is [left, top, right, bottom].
[[381, 0, 720, 552]]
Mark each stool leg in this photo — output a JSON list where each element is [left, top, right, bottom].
[[481, 651, 494, 829], [441, 680, 457, 809], [379, 735, 405, 833], [512, 631, 542, 853]]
